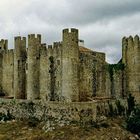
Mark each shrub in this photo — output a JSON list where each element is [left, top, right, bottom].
[[115, 100, 125, 116], [126, 105, 140, 136], [108, 103, 115, 117], [0, 110, 14, 121], [28, 116, 39, 127], [127, 93, 135, 116]]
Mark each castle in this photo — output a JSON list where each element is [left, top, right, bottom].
[[0, 28, 139, 102]]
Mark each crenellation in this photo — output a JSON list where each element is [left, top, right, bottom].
[[128, 36, 134, 49], [40, 43, 47, 56], [48, 45, 53, 56], [0, 29, 140, 102], [0, 39, 8, 51], [134, 35, 139, 48], [71, 28, 78, 33], [63, 28, 69, 33]]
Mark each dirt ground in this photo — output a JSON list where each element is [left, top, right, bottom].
[[0, 118, 138, 140]]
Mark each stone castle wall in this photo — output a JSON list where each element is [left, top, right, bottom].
[[0, 28, 139, 102]]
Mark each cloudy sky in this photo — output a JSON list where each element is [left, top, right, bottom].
[[0, 0, 140, 63]]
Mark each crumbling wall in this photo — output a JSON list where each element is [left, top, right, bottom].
[[0, 99, 97, 124]]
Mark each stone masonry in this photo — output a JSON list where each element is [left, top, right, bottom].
[[0, 28, 139, 101]]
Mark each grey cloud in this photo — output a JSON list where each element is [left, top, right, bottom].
[[27, 0, 140, 25], [0, 0, 140, 63]]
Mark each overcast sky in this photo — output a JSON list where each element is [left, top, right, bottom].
[[0, 0, 140, 63]]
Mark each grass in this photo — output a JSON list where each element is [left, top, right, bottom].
[[0, 118, 137, 140]]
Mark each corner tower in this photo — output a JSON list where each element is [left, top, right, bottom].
[[27, 34, 41, 100], [61, 28, 79, 102], [122, 35, 140, 100], [0, 39, 8, 95], [0, 39, 8, 51], [14, 37, 27, 99]]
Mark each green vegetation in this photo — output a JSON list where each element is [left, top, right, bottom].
[[126, 105, 140, 136], [107, 100, 125, 117], [0, 110, 14, 121], [127, 93, 135, 116], [126, 94, 140, 136], [108, 103, 116, 117], [107, 63, 125, 81], [115, 100, 125, 116], [28, 117, 39, 127]]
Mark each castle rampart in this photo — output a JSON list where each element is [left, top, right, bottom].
[[0, 29, 139, 102]]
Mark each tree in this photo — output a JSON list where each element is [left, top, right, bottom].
[[126, 105, 140, 136], [127, 93, 135, 116]]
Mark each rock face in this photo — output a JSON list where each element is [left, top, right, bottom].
[[0, 99, 97, 125], [0, 28, 139, 102]]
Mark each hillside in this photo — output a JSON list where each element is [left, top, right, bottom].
[[0, 117, 138, 140]]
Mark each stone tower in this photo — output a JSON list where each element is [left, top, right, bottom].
[[61, 28, 79, 102], [39, 43, 48, 101], [14, 37, 27, 99], [122, 35, 140, 100], [0, 39, 8, 51], [0, 39, 8, 94], [27, 34, 41, 100]]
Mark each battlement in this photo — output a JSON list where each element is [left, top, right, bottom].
[[28, 34, 41, 44], [3, 49, 14, 60], [53, 42, 61, 47], [15, 36, 26, 46], [41, 43, 46, 47], [47, 45, 53, 55], [122, 35, 140, 49], [0, 39, 8, 50], [14, 36, 26, 58], [40, 44, 47, 56], [63, 28, 78, 34], [62, 28, 79, 44], [48, 45, 52, 50], [15, 36, 26, 41], [8, 49, 14, 55], [134, 35, 139, 47], [122, 37, 128, 46]]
